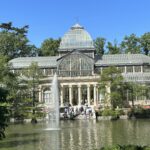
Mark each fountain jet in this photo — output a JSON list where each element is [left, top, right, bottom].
[[45, 73, 60, 130]]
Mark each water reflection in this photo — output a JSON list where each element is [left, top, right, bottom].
[[1, 120, 150, 150], [37, 131, 60, 150]]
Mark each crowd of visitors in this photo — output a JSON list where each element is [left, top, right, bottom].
[[60, 104, 95, 119]]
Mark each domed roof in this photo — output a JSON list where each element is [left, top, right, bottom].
[[59, 23, 94, 51]]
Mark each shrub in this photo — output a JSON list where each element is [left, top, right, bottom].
[[96, 108, 125, 118], [101, 109, 124, 117], [115, 109, 124, 116], [99, 145, 150, 150], [101, 109, 118, 118], [127, 107, 150, 119]]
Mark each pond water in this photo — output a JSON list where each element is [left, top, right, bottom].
[[1, 119, 150, 150]]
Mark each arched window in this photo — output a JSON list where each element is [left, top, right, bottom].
[[43, 87, 51, 103], [58, 52, 94, 77]]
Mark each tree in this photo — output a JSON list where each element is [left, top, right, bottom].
[[0, 22, 37, 59], [126, 82, 149, 107], [106, 40, 121, 54], [27, 45, 39, 57], [99, 66, 124, 109], [0, 56, 17, 139], [140, 32, 150, 55], [0, 88, 9, 140], [40, 38, 60, 56], [0, 22, 29, 34], [94, 37, 106, 56], [121, 34, 141, 54], [21, 62, 43, 123]]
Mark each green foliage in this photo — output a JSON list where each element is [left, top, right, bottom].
[[99, 109, 123, 119], [115, 109, 125, 116], [125, 82, 148, 107], [40, 38, 60, 56], [99, 66, 124, 108], [94, 37, 106, 56], [106, 40, 121, 54], [0, 56, 17, 139], [140, 32, 150, 55], [99, 145, 150, 150], [0, 89, 9, 140], [11, 94, 45, 121], [128, 107, 150, 119], [100, 145, 122, 150], [0, 22, 38, 59], [18, 62, 44, 123], [101, 109, 116, 117], [97, 108, 124, 118], [95, 33, 150, 55], [11, 97, 32, 121], [22, 62, 42, 88], [121, 34, 141, 54]]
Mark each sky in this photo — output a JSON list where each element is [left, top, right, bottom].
[[1, 0, 150, 48]]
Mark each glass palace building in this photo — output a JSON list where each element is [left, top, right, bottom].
[[10, 23, 150, 107]]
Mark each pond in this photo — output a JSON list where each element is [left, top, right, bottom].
[[1, 119, 150, 150]]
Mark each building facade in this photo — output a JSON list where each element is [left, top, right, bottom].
[[10, 23, 150, 107]]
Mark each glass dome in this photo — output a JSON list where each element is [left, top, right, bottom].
[[59, 23, 94, 50]]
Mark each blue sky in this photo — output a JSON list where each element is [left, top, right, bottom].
[[1, 0, 150, 47]]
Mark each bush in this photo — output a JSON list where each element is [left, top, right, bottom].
[[101, 109, 116, 116], [115, 109, 125, 116], [102, 109, 124, 117], [99, 145, 150, 150], [127, 107, 150, 119]]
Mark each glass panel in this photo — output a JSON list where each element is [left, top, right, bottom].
[[126, 66, 133, 73], [39, 69, 43, 75], [118, 66, 125, 73], [134, 66, 141, 72], [143, 66, 150, 72], [43, 91, 51, 103], [45, 69, 52, 76], [58, 52, 93, 77]]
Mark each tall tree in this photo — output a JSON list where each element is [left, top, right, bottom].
[[0, 22, 36, 59], [0, 88, 9, 140], [40, 38, 60, 56], [99, 66, 124, 109], [106, 40, 121, 54], [21, 62, 43, 123], [140, 32, 150, 55], [121, 34, 141, 54], [0, 56, 17, 139], [94, 37, 106, 56]]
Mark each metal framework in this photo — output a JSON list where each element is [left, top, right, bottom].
[[58, 52, 93, 77]]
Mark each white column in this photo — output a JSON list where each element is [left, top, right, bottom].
[[141, 66, 143, 73], [43, 69, 46, 76], [97, 88, 99, 105], [106, 82, 111, 107], [69, 85, 73, 106], [87, 84, 91, 106], [60, 84, 64, 107], [133, 66, 135, 73], [79, 58, 81, 76], [78, 84, 82, 106], [39, 85, 42, 102], [94, 84, 97, 106]]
